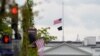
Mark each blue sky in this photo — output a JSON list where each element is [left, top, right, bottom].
[[16, 0, 100, 41]]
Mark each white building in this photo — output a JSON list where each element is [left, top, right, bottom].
[[44, 37, 100, 56]]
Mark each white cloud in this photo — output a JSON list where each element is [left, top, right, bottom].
[[34, 0, 100, 41], [63, 26, 100, 41]]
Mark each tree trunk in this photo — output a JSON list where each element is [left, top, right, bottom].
[[21, 4, 37, 56]]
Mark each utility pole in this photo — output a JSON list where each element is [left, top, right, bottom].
[[62, 0, 65, 42]]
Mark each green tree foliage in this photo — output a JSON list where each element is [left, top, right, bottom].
[[0, 1, 12, 35], [21, 0, 38, 56], [21, 0, 57, 56], [0, 18, 12, 35], [21, 5, 33, 56], [37, 27, 57, 43]]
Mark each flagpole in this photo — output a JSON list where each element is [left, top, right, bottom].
[[62, 0, 64, 42]]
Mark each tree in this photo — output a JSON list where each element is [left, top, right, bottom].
[[37, 27, 57, 43], [21, 0, 38, 56], [21, 0, 57, 56], [0, 19, 12, 35], [0, 5, 12, 36]]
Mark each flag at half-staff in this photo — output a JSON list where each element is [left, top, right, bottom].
[[54, 18, 62, 25], [57, 26, 62, 31]]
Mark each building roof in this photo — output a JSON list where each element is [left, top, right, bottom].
[[44, 42, 92, 56], [47, 41, 100, 44]]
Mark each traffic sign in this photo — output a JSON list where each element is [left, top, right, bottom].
[[28, 27, 37, 44]]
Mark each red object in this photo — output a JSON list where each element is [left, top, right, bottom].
[[3, 35, 9, 43], [54, 18, 62, 25], [11, 7, 18, 15]]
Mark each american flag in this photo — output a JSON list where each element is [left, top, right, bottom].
[[54, 18, 62, 25], [35, 38, 45, 56]]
